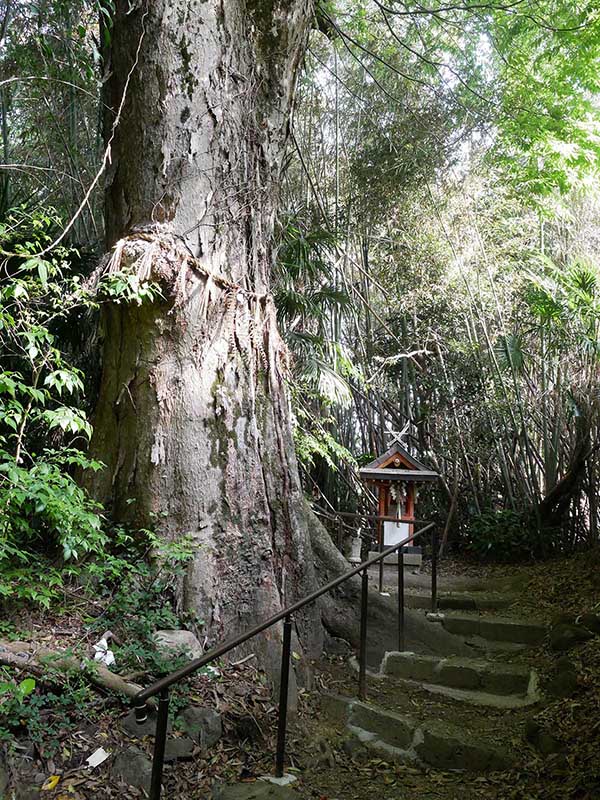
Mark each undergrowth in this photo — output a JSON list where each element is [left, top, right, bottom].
[[0, 208, 200, 757]]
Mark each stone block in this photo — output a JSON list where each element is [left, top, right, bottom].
[[579, 613, 600, 635], [416, 721, 512, 772], [546, 655, 579, 698], [479, 618, 546, 645], [439, 595, 477, 611], [164, 736, 195, 762], [436, 658, 482, 691], [111, 746, 152, 792], [481, 663, 531, 696], [550, 623, 593, 652], [349, 702, 415, 749], [440, 614, 546, 645], [404, 594, 430, 609], [319, 693, 351, 723], [524, 719, 562, 755], [458, 594, 512, 611], [409, 593, 511, 612], [154, 629, 204, 659], [546, 670, 578, 699], [552, 613, 577, 627], [441, 616, 480, 637], [555, 655, 576, 671], [180, 706, 222, 748], [383, 652, 440, 682]]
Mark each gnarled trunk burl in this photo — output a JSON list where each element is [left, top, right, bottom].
[[88, 0, 459, 682]]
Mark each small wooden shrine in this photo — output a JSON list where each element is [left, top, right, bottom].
[[359, 440, 438, 565]]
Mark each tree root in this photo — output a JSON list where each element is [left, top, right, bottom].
[[0, 640, 154, 706], [308, 508, 471, 660]]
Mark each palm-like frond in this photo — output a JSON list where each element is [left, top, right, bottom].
[[494, 332, 525, 373], [273, 212, 356, 408]]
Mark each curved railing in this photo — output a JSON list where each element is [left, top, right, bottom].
[[134, 520, 437, 800]]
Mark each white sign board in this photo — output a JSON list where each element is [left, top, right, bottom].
[[384, 520, 410, 546]]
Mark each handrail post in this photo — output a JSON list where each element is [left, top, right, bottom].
[[149, 688, 170, 800], [358, 568, 369, 700], [397, 548, 405, 651], [275, 614, 293, 778], [431, 526, 438, 613], [135, 700, 148, 724], [378, 531, 384, 594]]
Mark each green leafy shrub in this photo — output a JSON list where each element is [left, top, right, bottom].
[[0, 451, 104, 562], [467, 509, 540, 561], [0, 668, 96, 757], [0, 209, 107, 604], [0, 208, 161, 607]]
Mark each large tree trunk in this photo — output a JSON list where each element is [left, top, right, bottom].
[[87, 0, 322, 677], [88, 1, 458, 682]]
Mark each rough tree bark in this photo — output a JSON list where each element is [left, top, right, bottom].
[[88, 0, 322, 677], [87, 0, 459, 679]]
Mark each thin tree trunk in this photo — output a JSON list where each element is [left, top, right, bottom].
[[438, 466, 459, 558], [0, 87, 10, 215]]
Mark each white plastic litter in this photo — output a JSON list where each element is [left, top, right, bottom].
[[426, 612, 445, 622], [93, 637, 116, 667], [260, 774, 297, 786], [86, 747, 110, 768]]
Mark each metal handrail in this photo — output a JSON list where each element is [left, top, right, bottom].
[[314, 506, 427, 592], [135, 521, 437, 799]]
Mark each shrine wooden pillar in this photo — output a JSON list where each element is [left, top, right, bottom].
[[377, 484, 387, 593]]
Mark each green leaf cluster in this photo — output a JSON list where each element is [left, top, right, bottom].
[[0, 208, 106, 601]]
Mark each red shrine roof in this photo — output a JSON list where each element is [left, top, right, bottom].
[[359, 442, 439, 483]]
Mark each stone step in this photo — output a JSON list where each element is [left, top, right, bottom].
[[405, 592, 513, 612], [324, 695, 513, 772], [427, 613, 546, 646], [381, 651, 537, 705]]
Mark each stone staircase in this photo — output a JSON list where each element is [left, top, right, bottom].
[[404, 591, 513, 612], [427, 611, 546, 647], [326, 696, 513, 772], [381, 650, 538, 707], [320, 586, 548, 775], [151, 584, 555, 800]]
